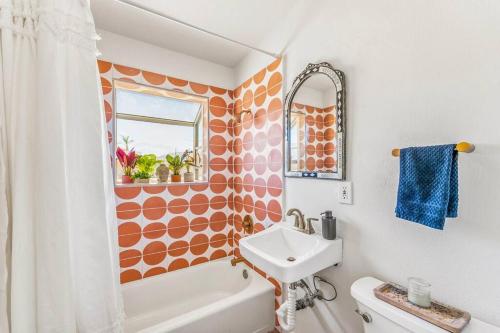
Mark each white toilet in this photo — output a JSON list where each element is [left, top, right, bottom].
[[351, 277, 500, 333]]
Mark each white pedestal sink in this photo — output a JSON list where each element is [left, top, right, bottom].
[[239, 223, 342, 283]]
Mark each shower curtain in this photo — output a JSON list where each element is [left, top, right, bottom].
[[0, 0, 124, 332]]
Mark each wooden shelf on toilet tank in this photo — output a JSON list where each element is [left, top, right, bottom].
[[374, 282, 471, 333]]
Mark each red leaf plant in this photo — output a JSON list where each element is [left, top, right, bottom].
[[116, 146, 137, 177]]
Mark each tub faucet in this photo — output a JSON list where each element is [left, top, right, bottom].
[[231, 257, 245, 266]]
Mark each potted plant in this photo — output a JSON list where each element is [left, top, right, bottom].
[[121, 135, 134, 151], [116, 147, 138, 184], [133, 154, 160, 184], [183, 150, 195, 182], [166, 153, 187, 183], [192, 149, 202, 181]]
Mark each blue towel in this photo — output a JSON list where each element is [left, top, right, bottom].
[[395, 144, 458, 230]]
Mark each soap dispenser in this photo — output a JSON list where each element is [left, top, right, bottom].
[[320, 210, 336, 240]]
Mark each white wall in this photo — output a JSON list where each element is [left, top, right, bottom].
[[235, 50, 277, 86], [249, 0, 500, 332], [293, 86, 324, 108], [323, 86, 337, 109], [96, 29, 235, 89]]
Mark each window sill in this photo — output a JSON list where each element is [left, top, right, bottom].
[[115, 180, 208, 188]]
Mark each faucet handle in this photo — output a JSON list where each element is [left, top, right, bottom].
[[305, 218, 318, 234]]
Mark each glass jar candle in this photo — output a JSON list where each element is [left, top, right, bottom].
[[408, 277, 431, 308]]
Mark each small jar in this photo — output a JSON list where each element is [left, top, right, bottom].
[[408, 277, 431, 308]]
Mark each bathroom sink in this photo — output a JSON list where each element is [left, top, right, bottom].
[[239, 224, 342, 283]]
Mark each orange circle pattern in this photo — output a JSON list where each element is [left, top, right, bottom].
[[292, 103, 337, 172], [103, 60, 284, 303]]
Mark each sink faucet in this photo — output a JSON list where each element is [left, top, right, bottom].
[[286, 208, 316, 234], [287, 208, 305, 229]]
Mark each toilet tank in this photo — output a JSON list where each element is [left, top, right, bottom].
[[351, 277, 500, 333], [355, 301, 411, 333]]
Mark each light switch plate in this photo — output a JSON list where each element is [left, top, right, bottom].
[[338, 181, 353, 204]]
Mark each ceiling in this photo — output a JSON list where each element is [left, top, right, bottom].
[[91, 0, 293, 67]]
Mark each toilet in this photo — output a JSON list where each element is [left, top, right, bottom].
[[351, 277, 500, 333]]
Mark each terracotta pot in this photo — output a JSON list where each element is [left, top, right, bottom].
[[122, 175, 133, 184], [184, 172, 194, 182], [171, 174, 182, 183]]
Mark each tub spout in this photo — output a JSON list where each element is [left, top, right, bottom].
[[231, 257, 245, 266]]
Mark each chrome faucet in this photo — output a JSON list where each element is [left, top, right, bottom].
[[286, 208, 316, 234]]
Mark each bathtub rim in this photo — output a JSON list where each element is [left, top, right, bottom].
[[122, 258, 276, 333]]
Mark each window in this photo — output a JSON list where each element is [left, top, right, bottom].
[[114, 80, 208, 184]]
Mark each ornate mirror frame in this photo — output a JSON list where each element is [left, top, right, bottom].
[[284, 62, 346, 180]]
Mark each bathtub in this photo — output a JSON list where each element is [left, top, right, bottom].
[[122, 259, 276, 333]]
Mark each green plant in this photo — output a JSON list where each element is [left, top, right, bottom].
[[133, 154, 160, 179], [166, 152, 188, 175], [184, 150, 196, 173], [132, 170, 150, 180], [121, 135, 134, 151]]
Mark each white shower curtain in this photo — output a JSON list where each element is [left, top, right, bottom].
[[0, 0, 124, 332]]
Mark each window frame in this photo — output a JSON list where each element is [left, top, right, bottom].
[[112, 79, 209, 186]]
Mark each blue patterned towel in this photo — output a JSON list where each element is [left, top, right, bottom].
[[395, 144, 458, 230]]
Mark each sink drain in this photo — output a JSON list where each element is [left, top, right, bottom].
[[287, 257, 296, 262]]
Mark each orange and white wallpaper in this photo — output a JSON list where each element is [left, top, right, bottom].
[[230, 59, 284, 253], [230, 59, 284, 325], [97, 58, 284, 289], [292, 102, 337, 172], [99, 60, 234, 283]]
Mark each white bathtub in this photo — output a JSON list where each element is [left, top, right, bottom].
[[122, 259, 276, 333]]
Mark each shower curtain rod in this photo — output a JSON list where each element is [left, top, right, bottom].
[[115, 0, 280, 59]]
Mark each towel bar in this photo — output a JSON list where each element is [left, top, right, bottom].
[[392, 142, 475, 157]]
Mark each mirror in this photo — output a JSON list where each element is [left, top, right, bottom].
[[285, 62, 345, 179]]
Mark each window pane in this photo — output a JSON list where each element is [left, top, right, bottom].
[[117, 118, 193, 158], [114, 80, 208, 185], [116, 88, 201, 122]]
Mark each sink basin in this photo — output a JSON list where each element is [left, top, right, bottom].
[[239, 223, 342, 283]]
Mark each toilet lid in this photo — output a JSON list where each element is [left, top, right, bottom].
[[351, 277, 500, 333]]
